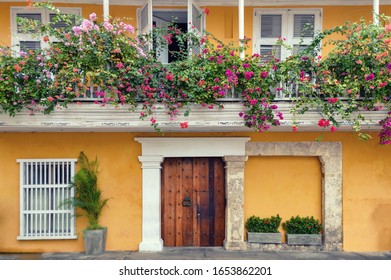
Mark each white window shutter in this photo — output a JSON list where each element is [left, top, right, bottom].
[[138, 0, 153, 52], [293, 14, 315, 38], [261, 14, 282, 38], [259, 14, 283, 61], [16, 13, 42, 33], [188, 0, 204, 56], [19, 41, 41, 52]]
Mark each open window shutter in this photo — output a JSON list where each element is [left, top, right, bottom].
[[259, 14, 282, 62], [138, 0, 153, 52], [188, 0, 204, 56]]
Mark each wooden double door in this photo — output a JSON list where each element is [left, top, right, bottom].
[[161, 157, 225, 247]]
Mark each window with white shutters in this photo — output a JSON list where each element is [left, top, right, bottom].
[[17, 159, 77, 240], [254, 9, 321, 61], [11, 7, 81, 54]]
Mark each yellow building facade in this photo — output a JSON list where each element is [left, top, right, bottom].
[[0, 1, 390, 253]]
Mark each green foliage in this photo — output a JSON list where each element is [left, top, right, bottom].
[[66, 152, 109, 230], [282, 216, 322, 234], [2, 2, 391, 144], [245, 214, 282, 233]]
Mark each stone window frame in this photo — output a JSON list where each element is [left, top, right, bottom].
[[136, 138, 342, 252], [246, 142, 343, 251]]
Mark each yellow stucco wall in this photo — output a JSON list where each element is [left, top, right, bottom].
[[0, 131, 390, 252], [0, 132, 143, 252], [244, 156, 322, 243]]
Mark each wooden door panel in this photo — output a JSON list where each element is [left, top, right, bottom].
[[181, 158, 193, 246], [213, 158, 225, 245], [162, 157, 225, 247], [161, 158, 181, 247]]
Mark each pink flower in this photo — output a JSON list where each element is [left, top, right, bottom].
[[151, 117, 156, 124], [180, 122, 189, 129], [249, 99, 258, 106], [260, 71, 268, 78], [244, 71, 254, 80], [292, 125, 298, 132], [81, 19, 94, 32], [355, 60, 362, 65], [89, 13, 97, 21], [163, 34, 173, 44], [318, 119, 330, 128], [103, 21, 114, 31], [47, 96, 54, 102], [123, 24, 134, 33], [330, 126, 337, 132], [72, 26, 82, 36]]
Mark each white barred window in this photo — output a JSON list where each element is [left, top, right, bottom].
[[17, 159, 77, 240]]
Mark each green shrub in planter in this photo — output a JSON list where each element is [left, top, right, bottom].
[[282, 216, 322, 234], [246, 214, 282, 233]]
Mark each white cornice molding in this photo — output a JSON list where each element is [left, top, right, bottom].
[[0, 102, 385, 133], [1, 0, 391, 6]]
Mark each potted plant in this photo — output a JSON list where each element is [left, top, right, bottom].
[[282, 216, 322, 246], [246, 214, 282, 244], [67, 151, 110, 255]]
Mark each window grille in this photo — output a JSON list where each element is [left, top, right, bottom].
[[17, 159, 77, 240]]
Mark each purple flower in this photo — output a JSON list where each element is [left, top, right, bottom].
[[365, 73, 375, 81]]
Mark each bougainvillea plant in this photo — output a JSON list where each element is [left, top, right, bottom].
[[1, 2, 391, 144]]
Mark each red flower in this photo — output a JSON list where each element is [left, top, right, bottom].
[[327, 97, 339, 104], [180, 122, 188, 129], [204, 8, 209, 16], [292, 125, 298, 132], [318, 119, 330, 128], [166, 72, 174, 81], [13, 64, 22, 72], [330, 126, 337, 132], [150, 117, 156, 124]]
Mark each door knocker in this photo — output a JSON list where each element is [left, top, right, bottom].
[[182, 196, 192, 207]]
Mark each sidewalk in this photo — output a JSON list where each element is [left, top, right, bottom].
[[1, 247, 391, 260]]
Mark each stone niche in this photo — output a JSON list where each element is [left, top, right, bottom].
[[245, 142, 343, 251]]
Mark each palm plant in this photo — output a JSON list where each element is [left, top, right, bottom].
[[68, 152, 109, 230]]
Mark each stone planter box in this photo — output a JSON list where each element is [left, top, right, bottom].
[[83, 227, 107, 255], [286, 234, 322, 246], [247, 231, 282, 244]]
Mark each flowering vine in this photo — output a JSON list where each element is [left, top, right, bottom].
[[1, 2, 391, 144]]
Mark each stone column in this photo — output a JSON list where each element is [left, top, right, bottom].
[[320, 155, 343, 251], [223, 156, 248, 250], [138, 155, 164, 252]]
